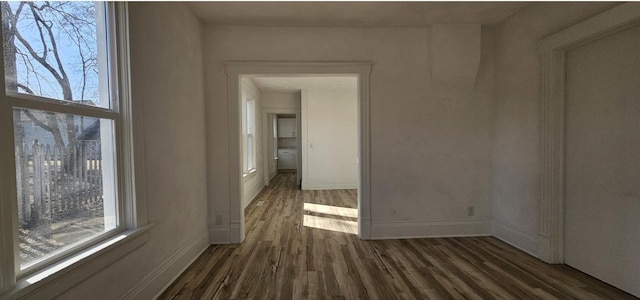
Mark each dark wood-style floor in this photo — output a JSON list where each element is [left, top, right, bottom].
[[160, 173, 637, 300]]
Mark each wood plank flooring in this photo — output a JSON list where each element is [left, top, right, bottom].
[[160, 173, 637, 300]]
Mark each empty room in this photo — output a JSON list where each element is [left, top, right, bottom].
[[0, 1, 638, 299]]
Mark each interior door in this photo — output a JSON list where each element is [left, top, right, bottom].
[[565, 24, 640, 297]]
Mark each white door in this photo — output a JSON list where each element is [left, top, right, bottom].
[[565, 24, 640, 297]]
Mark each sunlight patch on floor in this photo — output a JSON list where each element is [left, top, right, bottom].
[[303, 203, 357, 218], [303, 214, 358, 234], [303, 203, 358, 234]]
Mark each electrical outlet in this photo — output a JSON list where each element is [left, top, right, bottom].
[[467, 206, 475, 217]]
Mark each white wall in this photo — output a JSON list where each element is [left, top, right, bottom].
[[564, 24, 640, 297], [262, 92, 301, 109], [301, 87, 358, 190], [241, 78, 265, 208], [491, 3, 618, 255], [58, 3, 209, 299], [205, 25, 495, 240]]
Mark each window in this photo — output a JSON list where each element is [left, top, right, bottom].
[[0, 2, 139, 293], [243, 98, 256, 173], [272, 115, 278, 160]]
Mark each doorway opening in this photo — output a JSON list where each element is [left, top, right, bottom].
[[273, 113, 299, 185], [257, 76, 360, 235], [225, 62, 372, 243]]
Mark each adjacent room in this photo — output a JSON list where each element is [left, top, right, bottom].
[[238, 75, 360, 236], [0, 2, 638, 299]]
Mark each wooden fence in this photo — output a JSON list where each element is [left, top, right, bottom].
[[16, 140, 103, 228]]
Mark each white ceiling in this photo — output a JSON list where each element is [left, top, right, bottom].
[[189, 2, 530, 27], [248, 76, 357, 92]]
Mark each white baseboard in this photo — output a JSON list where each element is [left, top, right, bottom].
[[209, 222, 244, 245], [537, 235, 552, 263], [301, 182, 357, 190], [230, 222, 244, 244], [359, 219, 372, 240], [371, 219, 491, 239], [121, 231, 209, 300], [492, 221, 538, 257], [210, 225, 230, 244]]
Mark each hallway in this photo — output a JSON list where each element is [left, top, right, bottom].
[[160, 173, 635, 300]]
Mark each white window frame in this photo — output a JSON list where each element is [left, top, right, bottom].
[[0, 3, 149, 298]]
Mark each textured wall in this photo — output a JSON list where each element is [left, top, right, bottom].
[[204, 25, 496, 238]]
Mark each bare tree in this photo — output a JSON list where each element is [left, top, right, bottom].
[[2, 1, 98, 172]]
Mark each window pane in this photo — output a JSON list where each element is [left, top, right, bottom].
[[273, 116, 277, 159], [248, 134, 254, 170], [272, 116, 277, 138], [246, 100, 253, 134], [13, 108, 118, 269], [2, 2, 111, 108], [244, 101, 248, 132]]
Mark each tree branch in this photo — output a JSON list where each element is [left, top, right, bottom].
[[13, 24, 63, 84], [16, 83, 35, 94], [12, 2, 73, 100], [31, 4, 72, 99], [22, 109, 55, 133]]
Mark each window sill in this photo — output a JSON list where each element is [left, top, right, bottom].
[[2, 224, 154, 300], [243, 169, 257, 182]]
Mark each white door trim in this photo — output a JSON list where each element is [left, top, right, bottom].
[[261, 107, 300, 186], [225, 62, 373, 243], [537, 3, 640, 263]]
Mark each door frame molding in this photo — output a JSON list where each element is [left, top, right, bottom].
[[537, 3, 640, 263], [261, 107, 300, 186], [224, 62, 373, 243]]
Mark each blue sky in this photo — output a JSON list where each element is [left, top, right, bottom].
[[7, 1, 103, 106]]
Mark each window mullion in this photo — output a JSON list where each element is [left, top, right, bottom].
[[6, 96, 119, 121]]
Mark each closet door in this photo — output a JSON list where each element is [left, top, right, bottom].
[[565, 24, 640, 297]]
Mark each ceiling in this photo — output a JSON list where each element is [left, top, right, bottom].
[[248, 76, 357, 92], [189, 2, 530, 27]]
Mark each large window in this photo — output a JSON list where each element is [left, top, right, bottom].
[[0, 1, 137, 293]]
